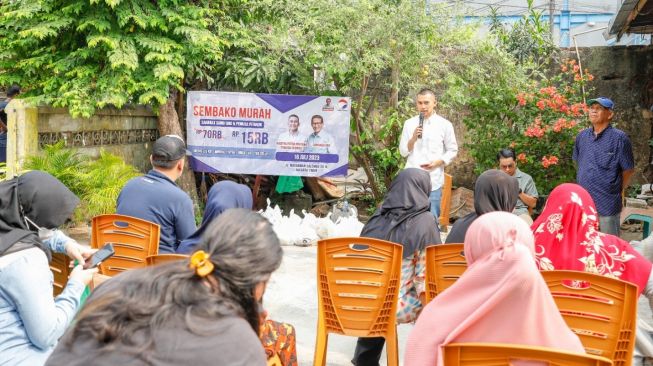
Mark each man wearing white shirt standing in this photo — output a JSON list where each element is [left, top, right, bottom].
[[399, 89, 458, 222]]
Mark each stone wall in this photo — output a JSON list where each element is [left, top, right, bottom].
[[36, 106, 158, 172]]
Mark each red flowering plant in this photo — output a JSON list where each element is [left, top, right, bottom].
[[464, 59, 594, 195]]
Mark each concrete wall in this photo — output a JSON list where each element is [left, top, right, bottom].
[[562, 46, 653, 184], [5, 103, 158, 178], [36, 106, 158, 172]]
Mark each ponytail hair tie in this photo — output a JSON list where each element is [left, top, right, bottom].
[[190, 250, 215, 277]]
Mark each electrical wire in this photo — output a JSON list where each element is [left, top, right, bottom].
[[442, 0, 615, 15]]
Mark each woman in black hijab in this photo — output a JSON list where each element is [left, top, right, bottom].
[[0, 171, 97, 366], [444, 169, 519, 244], [352, 168, 441, 366]]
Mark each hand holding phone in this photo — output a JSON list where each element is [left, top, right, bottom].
[[70, 265, 98, 286], [84, 243, 115, 269]]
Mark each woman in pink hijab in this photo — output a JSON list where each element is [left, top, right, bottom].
[[404, 211, 584, 366]]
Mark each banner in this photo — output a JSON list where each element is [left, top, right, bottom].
[[186, 91, 350, 177]]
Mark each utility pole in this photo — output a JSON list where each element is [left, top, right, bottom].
[[549, 0, 555, 37]]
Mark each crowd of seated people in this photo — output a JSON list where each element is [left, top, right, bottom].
[[3, 165, 653, 366]]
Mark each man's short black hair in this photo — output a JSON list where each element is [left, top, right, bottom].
[[497, 148, 516, 161], [288, 114, 299, 121], [417, 88, 436, 98], [311, 114, 324, 123], [6, 85, 20, 98]]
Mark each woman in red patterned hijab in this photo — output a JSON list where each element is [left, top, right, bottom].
[[532, 183, 651, 295]]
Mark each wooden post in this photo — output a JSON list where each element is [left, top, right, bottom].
[[253, 175, 263, 204]]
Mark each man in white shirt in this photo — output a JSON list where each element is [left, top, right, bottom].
[[276, 114, 305, 152], [304, 114, 337, 154], [399, 89, 458, 221]]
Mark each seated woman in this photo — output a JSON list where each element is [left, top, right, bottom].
[[177, 181, 297, 365], [0, 171, 97, 366], [532, 183, 653, 365], [445, 169, 519, 243], [531, 183, 653, 297], [405, 212, 584, 366], [352, 168, 441, 366], [532, 183, 652, 296], [176, 180, 253, 254], [46, 209, 283, 366]]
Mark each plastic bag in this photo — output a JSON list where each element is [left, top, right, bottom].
[[275, 176, 303, 194]]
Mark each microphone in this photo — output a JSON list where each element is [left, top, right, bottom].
[[418, 112, 424, 139]]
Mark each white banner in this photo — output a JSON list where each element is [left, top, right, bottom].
[[186, 91, 350, 177]]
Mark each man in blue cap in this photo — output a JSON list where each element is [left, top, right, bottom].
[[573, 97, 634, 236]]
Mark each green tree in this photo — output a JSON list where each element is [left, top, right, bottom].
[[270, 0, 523, 201], [489, 0, 557, 73], [0, 0, 265, 204], [0, 0, 229, 119]]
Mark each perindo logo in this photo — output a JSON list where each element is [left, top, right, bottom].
[[337, 98, 348, 111]]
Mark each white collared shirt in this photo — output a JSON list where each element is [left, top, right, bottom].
[[304, 131, 337, 154], [399, 113, 458, 190]]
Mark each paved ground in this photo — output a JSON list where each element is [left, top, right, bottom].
[[264, 246, 413, 366]]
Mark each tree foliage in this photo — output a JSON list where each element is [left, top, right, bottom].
[[464, 2, 596, 197], [0, 0, 235, 117], [489, 0, 557, 73], [268, 0, 525, 201]]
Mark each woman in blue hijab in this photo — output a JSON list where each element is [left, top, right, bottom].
[[177, 181, 253, 254]]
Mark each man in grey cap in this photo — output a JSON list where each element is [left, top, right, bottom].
[[573, 97, 634, 236], [117, 134, 196, 253]]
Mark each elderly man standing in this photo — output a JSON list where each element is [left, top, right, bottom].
[[399, 88, 458, 222], [117, 135, 197, 253], [573, 97, 634, 236], [497, 148, 538, 224]]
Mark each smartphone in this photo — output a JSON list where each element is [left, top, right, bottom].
[[85, 243, 115, 269]]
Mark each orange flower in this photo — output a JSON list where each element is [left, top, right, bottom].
[[574, 74, 582, 81], [516, 93, 527, 106], [559, 104, 570, 114], [539, 86, 557, 96], [525, 124, 545, 138], [536, 100, 546, 110], [517, 153, 527, 163], [561, 65, 568, 72], [541, 155, 559, 168], [553, 117, 567, 132], [573, 65, 580, 73], [587, 73, 594, 81], [570, 103, 585, 116]]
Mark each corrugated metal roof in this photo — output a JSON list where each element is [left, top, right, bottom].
[[608, 0, 653, 39]]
